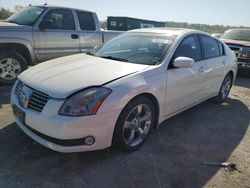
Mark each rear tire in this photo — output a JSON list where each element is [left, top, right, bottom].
[[112, 96, 156, 151], [0, 50, 28, 85], [214, 73, 233, 103]]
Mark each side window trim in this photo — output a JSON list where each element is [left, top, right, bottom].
[[217, 40, 226, 56], [197, 34, 205, 60]]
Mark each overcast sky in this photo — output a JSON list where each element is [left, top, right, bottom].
[[0, 0, 250, 27]]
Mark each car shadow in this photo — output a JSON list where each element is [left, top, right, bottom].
[[0, 97, 249, 188], [0, 85, 12, 108]]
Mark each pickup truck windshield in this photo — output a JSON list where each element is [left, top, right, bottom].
[[221, 30, 250, 42], [6, 6, 45, 26], [92, 33, 176, 65]]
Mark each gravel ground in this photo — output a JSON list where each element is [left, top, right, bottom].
[[0, 72, 249, 188]]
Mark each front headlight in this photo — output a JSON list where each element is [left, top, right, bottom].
[[59, 87, 112, 116]]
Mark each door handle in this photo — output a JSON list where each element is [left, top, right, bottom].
[[71, 34, 79, 39], [199, 66, 205, 72], [222, 60, 226, 65]]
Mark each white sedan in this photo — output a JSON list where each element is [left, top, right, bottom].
[[11, 28, 237, 152]]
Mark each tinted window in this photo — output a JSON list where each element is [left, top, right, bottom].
[[76, 11, 96, 30], [43, 9, 75, 30], [201, 35, 220, 59], [218, 41, 225, 56], [174, 35, 201, 62]]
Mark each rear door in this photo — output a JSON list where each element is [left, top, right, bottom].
[[165, 34, 207, 116], [33, 8, 80, 62], [75, 11, 102, 52], [199, 35, 226, 96]]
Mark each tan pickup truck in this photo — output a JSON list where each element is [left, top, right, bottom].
[[0, 5, 121, 84]]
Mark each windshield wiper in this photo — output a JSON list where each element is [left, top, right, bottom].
[[99, 56, 129, 62]]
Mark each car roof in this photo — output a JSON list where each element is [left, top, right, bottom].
[[30, 5, 95, 13], [127, 27, 205, 36]]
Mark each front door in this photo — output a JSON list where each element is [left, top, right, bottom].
[[33, 8, 80, 62], [165, 34, 207, 116]]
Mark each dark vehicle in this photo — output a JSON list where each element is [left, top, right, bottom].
[[107, 17, 166, 31], [221, 29, 250, 70]]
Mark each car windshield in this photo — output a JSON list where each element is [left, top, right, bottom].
[[6, 6, 45, 26], [221, 29, 250, 42], [92, 33, 177, 65]]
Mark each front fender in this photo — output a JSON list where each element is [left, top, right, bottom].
[[98, 66, 167, 123], [0, 37, 36, 64]]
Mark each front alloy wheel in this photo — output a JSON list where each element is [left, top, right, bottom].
[[0, 50, 28, 85], [0, 58, 21, 81], [112, 96, 155, 151], [122, 104, 152, 147]]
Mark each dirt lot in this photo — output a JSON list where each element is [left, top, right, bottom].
[[0, 72, 249, 188]]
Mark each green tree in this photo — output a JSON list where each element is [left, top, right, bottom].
[[0, 8, 14, 19]]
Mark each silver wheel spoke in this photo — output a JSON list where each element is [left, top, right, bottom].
[[124, 121, 134, 129], [0, 63, 5, 69], [8, 71, 17, 79], [127, 129, 135, 145], [135, 105, 142, 118], [139, 112, 151, 123], [0, 71, 8, 78]]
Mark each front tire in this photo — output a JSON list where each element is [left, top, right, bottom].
[[112, 96, 156, 151], [214, 73, 233, 103], [0, 50, 28, 85]]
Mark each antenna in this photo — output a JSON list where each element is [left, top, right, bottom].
[[44, 1, 47, 5]]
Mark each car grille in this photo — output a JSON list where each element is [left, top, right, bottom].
[[15, 80, 50, 112]]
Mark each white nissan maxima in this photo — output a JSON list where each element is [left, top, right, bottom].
[[11, 28, 237, 153]]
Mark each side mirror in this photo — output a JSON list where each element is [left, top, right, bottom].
[[173, 57, 195, 68], [39, 19, 53, 30]]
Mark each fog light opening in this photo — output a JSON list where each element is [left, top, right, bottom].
[[84, 136, 95, 146]]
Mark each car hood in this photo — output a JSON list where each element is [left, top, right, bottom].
[[222, 39, 250, 47], [19, 54, 149, 98], [0, 21, 30, 31]]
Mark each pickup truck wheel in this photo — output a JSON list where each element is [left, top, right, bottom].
[[112, 96, 155, 151], [0, 51, 27, 85]]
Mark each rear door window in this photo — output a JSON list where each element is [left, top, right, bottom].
[[201, 35, 220, 59], [76, 11, 96, 31]]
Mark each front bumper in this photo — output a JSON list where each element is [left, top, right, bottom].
[[11, 85, 121, 153]]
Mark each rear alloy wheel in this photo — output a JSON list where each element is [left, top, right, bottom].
[[215, 73, 233, 103], [112, 97, 155, 151], [0, 51, 28, 85]]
